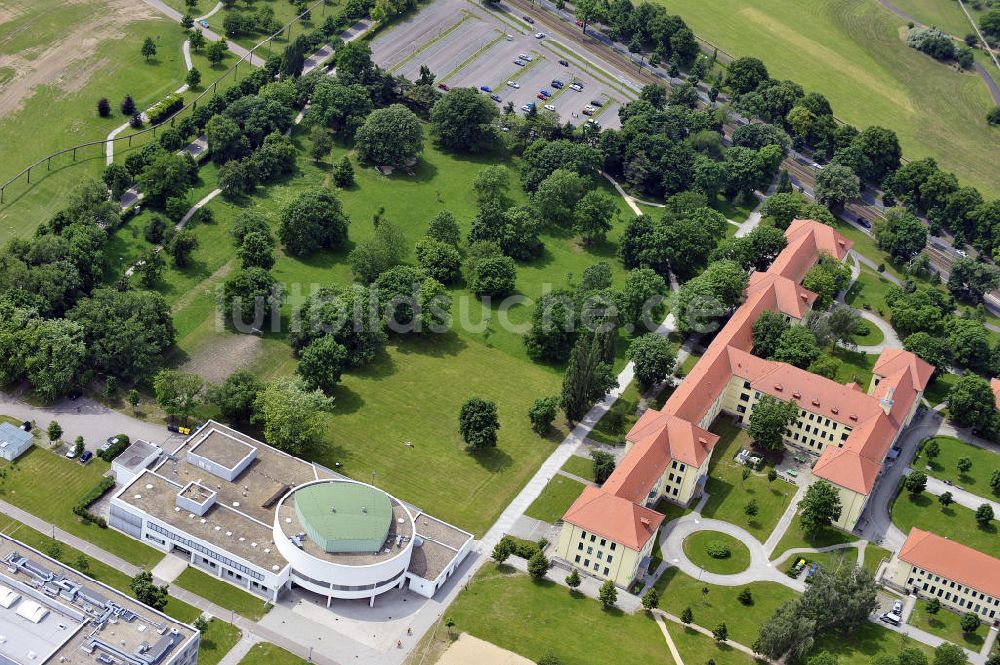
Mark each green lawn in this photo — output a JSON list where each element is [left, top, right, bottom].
[[702, 419, 796, 541], [853, 317, 886, 346], [914, 435, 1000, 491], [682, 530, 752, 574], [0, 1, 231, 241], [445, 568, 674, 665], [669, 625, 759, 665], [524, 476, 589, 524], [908, 598, 987, 650], [661, 0, 1000, 198], [653, 568, 798, 646], [923, 372, 959, 408], [561, 454, 596, 481], [811, 618, 935, 665], [238, 643, 308, 665], [196, 618, 243, 665], [174, 567, 272, 621], [889, 0, 988, 37], [863, 544, 893, 574], [795, 546, 858, 576], [771, 514, 856, 562], [891, 486, 998, 553], [846, 267, 896, 314], [0, 446, 163, 568], [830, 348, 879, 387]]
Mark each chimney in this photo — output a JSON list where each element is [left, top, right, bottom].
[[880, 387, 895, 415], [640, 517, 651, 528]]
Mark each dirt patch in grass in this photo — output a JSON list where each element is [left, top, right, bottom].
[[179, 332, 263, 384], [0, 0, 157, 117]]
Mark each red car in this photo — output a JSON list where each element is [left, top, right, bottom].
[[537, 93, 546, 100], [575, 20, 584, 27], [437, 83, 450, 91]]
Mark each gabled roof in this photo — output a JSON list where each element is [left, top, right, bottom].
[[747, 271, 816, 320], [812, 445, 882, 495], [899, 528, 1000, 598], [562, 486, 664, 550], [769, 219, 853, 282], [873, 349, 934, 390]]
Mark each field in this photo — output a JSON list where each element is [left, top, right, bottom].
[[682, 530, 752, 574], [913, 435, 1000, 491], [889, 0, 989, 39], [669, 625, 758, 665], [0, 0, 235, 242], [662, 0, 1000, 198], [891, 486, 998, 553], [239, 642, 308, 665], [701, 419, 796, 541], [437, 568, 674, 665], [908, 598, 987, 649], [561, 453, 596, 481], [811, 620, 935, 665]]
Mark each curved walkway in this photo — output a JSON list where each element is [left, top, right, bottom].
[[853, 309, 901, 353], [196, 2, 224, 22]]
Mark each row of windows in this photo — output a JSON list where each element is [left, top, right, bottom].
[[911, 569, 999, 607], [574, 554, 610, 577], [146, 521, 265, 581], [579, 531, 618, 551], [576, 541, 614, 563], [291, 567, 406, 592], [670, 460, 686, 472], [914, 581, 998, 617]]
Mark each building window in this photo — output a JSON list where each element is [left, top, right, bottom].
[[603, 567, 610, 576], [610, 543, 616, 551], [739, 393, 749, 402], [574, 555, 581, 563], [581, 531, 587, 539], [593, 562, 600, 571], [671, 460, 677, 469], [607, 555, 613, 563], [578, 542, 583, 551], [597, 552, 603, 560], [584, 559, 590, 567], [600, 538, 606, 546], [587, 546, 593, 554], [743, 381, 751, 389], [590, 534, 596, 542], [737, 405, 746, 414]]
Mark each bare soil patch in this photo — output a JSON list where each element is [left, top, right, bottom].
[[179, 333, 264, 384], [434, 634, 533, 665]]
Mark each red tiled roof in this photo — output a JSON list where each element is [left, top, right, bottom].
[[873, 349, 934, 391], [768, 219, 853, 282], [562, 486, 664, 550], [747, 272, 816, 320], [899, 528, 1000, 599], [992, 378, 1000, 410]]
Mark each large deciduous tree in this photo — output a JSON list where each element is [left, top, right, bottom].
[[429, 88, 499, 153], [252, 377, 333, 455], [279, 189, 350, 256], [355, 104, 423, 168], [748, 394, 799, 451]]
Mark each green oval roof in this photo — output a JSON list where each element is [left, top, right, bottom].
[[294, 482, 392, 554]]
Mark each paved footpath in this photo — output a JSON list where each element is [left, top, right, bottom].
[[920, 473, 1000, 515]]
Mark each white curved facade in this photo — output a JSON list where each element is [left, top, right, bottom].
[[272, 480, 414, 602]]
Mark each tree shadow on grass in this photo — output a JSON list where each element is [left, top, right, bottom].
[[328, 383, 364, 415], [470, 446, 512, 474], [350, 346, 396, 381], [393, 330, 466, 358]]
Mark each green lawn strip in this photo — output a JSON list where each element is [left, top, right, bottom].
[[679, 350, 703, 377], [682, 530, 752, 574], [447, 568, 673, 665], [0, 446, 163, 568], [238, 642, 308, 665], [853, 317, 885, 346], [908, 598, 987, 650], [713, 195, 757, 225], [811, 619, 935, 665], [589, 381, 642, 445], [440, 31, 506, 83], [863, 544, 893, 575], [923, 372, 959, 408], [653, 568, 797, 646], [771, 516, 856, 562], [913, 435, 1000, 491], [655, 497, 693, 524], [891, 486, 998, 553], [561, 454, 595, 481], [830, 348, 878, 387], [493, 54, 545, 93], [524, 476, 588, 523], [703, 419, 795, 541], [197, 618, 243, 665], [174, 566, 272, 621], [469, 0, 530, 35], [845, 267, 895, 314], [540, 40, 637, 100], [389, 12, 474, 73], [669, 625, 759, 665], [660, 0, 999, 197]]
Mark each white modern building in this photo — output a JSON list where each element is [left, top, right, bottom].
[[0, 534, 199, 665], [109, 421, 473, 606], [0, 422, 33, 462]]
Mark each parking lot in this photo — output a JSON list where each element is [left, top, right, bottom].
[[369, 0, 633, 128]]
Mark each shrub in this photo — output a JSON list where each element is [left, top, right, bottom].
[[707, 541, 732, 559], [99, 434, 131, 461], [147, 92, 185, 125], [73, 477, 116, 526]]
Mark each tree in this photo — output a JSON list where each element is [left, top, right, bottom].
[[874, 208, 927, 261], [532, 169, 587, 227], [141, 37, 157, 62], [960, 612, 981, 634], [591, 450, 616, 485], [427, 210, 461, 246], [127, 388, 140, 413], [752, 310, 790, 358], [130, 571, 167, 610], [926, 597, 941, 614], [904, 471, 927, 496], [297, 336, 348, 396], [185, 67, 201, 89], [851, 126, 901, 184], [206, 40, 228, 66], [528, 396, 559, 435], [799, 480, 843, 536], [208, 370, 263, 424], [459, 397, 500, 449], [167, 229, 198, 268], [617, 268, 667, 329], [991, 469, 1000, 497], [976, 503, 994, 527], [527, 550, 549, 580], [491, 539, 512, 565], [332, 155, 355, 187], [681, 607, 694, 624], [153, 370, 205, 417], [598, 580, 617, 609], [947, 258, 1000, 303], [574, 0, 602, 32], [561, 333, 618, 423], [938, 491, 954, 510], [252, 377, 333, 455], [738, 587, 753, 606], [103, 162, 132, 200], [565, 568, 581, 591], [712, 622, 729, 642], [641, 587, 660, 611], [772, 325, 821, 368], [355, 104, 423, 168], [97, 98, 111, 117], [627, 334, 676, 392], [221, 268, 282, 328], [430, 88, 499, 153], [947, 374, 996, 429], [121, 95, 137, 116], [933, 643, 968, 665], [335, 40, 374, 85], [193, 616, 209, 634], [573, 191, 617, 245], [748, 394, 798, 451], [470, 255, 517, 298], [745, 499, 759, 521], [726, 57, 769, 95], [47, 420, 62, 442], [414, 237, 461, 285], [815, 163, 860, 209], [279, 189, 350, 256], [309, 126, 334, 162], [957, 456, 973, 476], [237, 231, 275, 270], [904, 332, 951, 372], [189, 28, 206, 51]]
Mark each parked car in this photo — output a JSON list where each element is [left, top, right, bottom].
[[881, 612, 901, 626], [521, 102, 535, 112], [490, 94, 502, 102], [518, 53, 533, 61], [539, 89, 551, 97], [523, 15, 535, 23], [575, 20, 584, 27], [558, 59, 569, 66], [199, 19, 209, 28], [590, 99, 604, 107], [586, 118, 601, 128], [479, 85, 492, 92], [892, 600, 903, 614], [513, 59, 526, 66], [551, 79, 563, 88], [569, 82, 583, 92], [536, 93, 547, 100], [857, 216, 872, 229], [956, 249, 968, 257], [535, 32, 546, 39], [507, 80, 520, 88], [65, 447, 77, 459], [581, 107, 594, 115], [79, 451, 94, 464], [805, 563, 819, 580], [437, 83, 449, 91], [544, 104, 556, 112]]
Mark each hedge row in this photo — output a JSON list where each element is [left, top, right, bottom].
[[72, 477, 116, 528], [148, 93, 185, 125], [98, 434, 130, 462]]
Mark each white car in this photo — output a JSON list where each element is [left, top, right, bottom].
[[534, 32, 546, 39], [544, 104, 556, 112], [569, 82, 583, 91], [507, 80, 520, 89], [956, 249, 968, 257], [65, 447, 77, 459], [518, 53, 533, 62]]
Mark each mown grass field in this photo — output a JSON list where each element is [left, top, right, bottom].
[[892, 484, 998, 552], [561, 453, 596, 481], [174, 566, 273, 621], [908, 598, 987, 650], [889, 0, 988, 38], [524, 475, 588, 523], [238, 642, 308, 665], [663, 0, 1000, 198], [913, 435, 1000, 491], [0, 0, 240, 243], [682, 530, 752, 574], [669, 625, 758, 665]]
